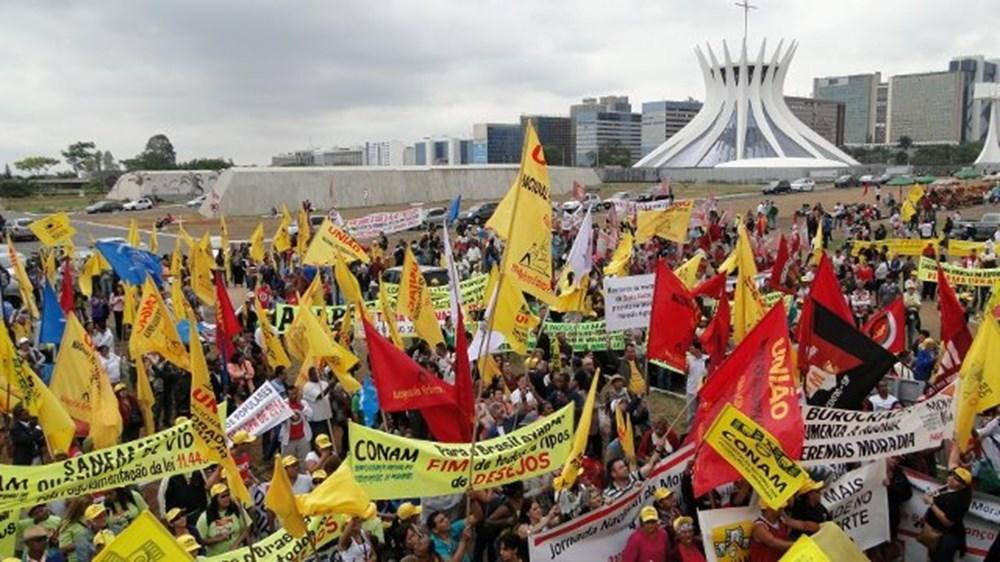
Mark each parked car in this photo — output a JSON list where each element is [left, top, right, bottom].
[[834, 174, 858, 188], [761, 180, 792, 195], [956, 212, 1000, 241], [85, 200, 124, 214], [875, 172, 894, 185], [422, 207, 447, 227], [858, 174, 876, 184], [457, 202, 499, 227], [186, 194, 207, 208], [561, 193, 602, 214], [381, 266, 450, 287], [0, 251, 26, 302], [790, 178, 816, 192], [603, 191, 638, 209], [123, 197, 154, 211], [6, 218, 37, 241]]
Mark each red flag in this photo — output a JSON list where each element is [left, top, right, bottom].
[[768, 234, 791, 293], [59, 258, 75, 314], [796, 254, 853, 375], [647, 260, 698, 372], [862, 297, 906, 354], [691, 272, 727, 300], [213, 271, 240, 358], [453, 310, 475, 428], [572, 180, 586, 201], [926, 266, 973, 394], [689, 304, 802, 497], [361, 317, 470, 442], [699, 286, 730, 361]]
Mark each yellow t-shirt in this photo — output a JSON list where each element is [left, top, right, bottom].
[[627, 360, 647, 396]]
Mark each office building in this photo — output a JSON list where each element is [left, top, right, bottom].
[[874, 82, 889, 144], [364, 140, 406, 167], [271, 150, 315, 167], [640, 100, 703, 158], [949, 55, 1000, 142], [571, 96, 642, 166], [414, 136, 473, 166], [471, 123, 522, 164], [887, 71, 964, 144], [521, 115, 573, 166], [813, 73, 881, 144], [785, 96, 846, 147], [314, 147, 364, 166]]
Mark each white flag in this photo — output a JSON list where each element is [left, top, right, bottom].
[[565, 208, 593, 286]]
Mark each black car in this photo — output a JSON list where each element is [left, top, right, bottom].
[[834, 174, 858, 188], [457, 202, 499, 228], [85, 200, 124, 214], [761, 180, 792, 195]]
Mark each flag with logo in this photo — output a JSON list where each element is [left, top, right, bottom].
[[304, 217, 371, 265], [732, 222, 765, 343], [635, 200, 693, 244], [28, 212, 76, 247], [130, 277, 189, 369], [397, 246, 444, 347]]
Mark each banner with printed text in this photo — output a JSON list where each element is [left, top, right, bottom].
[[528, 445, 694, 562], [603, 274, 654, 332], [800, 394, 954, 465], [529, 321, 626, 352], [202, 514, 383, 562], [345, 207, 424, 240], [819, 461, 889, 550], [917, 256, 1000, 287], [350, 405, 573, 499], [851, 238, 939, 257], [225, 382, 293, 439], [697, 506, 756, 562]]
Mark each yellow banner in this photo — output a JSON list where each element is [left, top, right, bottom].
[[203, 514, 382, 562], [780, 535, 831, 562], [95, 510, 194, 561], [349, 405, 574, 499], [780, 522, 867, 562], [705, 403, 807, 510], [0, 510, 14, 558], [851, 238, 939, 257], [710, 519, 752, 562], [28, 212, 76, 247], [130, 277, 189, 369], [50, 314, 107, 422], [947, 239, 987, 258], [916, 256, 1000, 287], [635, 199, 694, 243], [304, 217, 371, 265]]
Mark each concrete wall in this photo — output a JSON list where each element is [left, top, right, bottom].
[[199, 165, 602, 217], [107, 170, 220, 201]]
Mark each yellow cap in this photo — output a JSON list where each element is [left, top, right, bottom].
[[397, 502, 423, 521], [799, 478, 825, 494], [174, 416, 190, 426], [210, 483, 229, 498], [165, 508, 184, 523], [84, 504, 107, 521], [232, 430, 256, 445], [315, 433, 333, 450], [177, 533, 201, 554], [93, 529, 116, 547], [672, 515, 694, 532], [952, 467, 973, 486], [639, 505, 659, 523], [113, 383, 127, 393], [311, 469, 328, 481], [363, 502, 378, 520], [653, 488, 673, 501], [281, 455, 299, 468]]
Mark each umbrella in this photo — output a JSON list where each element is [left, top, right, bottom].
[[954, 167, 981, 180], [914, 175, 936, 184], [886, 175, 915, 186]]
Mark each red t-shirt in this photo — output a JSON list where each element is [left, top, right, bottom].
[[288, 401, 305, 441], [622, 527, 671, 562]]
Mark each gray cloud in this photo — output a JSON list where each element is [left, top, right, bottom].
[[1, 0, 998, 167]]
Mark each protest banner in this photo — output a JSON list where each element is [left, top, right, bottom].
[[529, 321, 626, 352], [202, 513, 380, 562], [0, 422, 209, 511], [603, 274, 654, 332], [528, 445, 694, 562], [947, 239, 988, 258], [851, 238, 939, 257], [350, 405, 574, 499], [381, 271, 487, 312], [94, 510, 194, 561], [696, 506, 756, 562], [225, 382, 293, 438], [819, 461, 889, 550], [917, 256, 1000, 287], [345, 207, 424, 240], [898, 469, 999, 561], [704, 404, 807, 510], [800, 394, 954, 465], [0, 510, 14, 560], [28, 212, 76, 247]]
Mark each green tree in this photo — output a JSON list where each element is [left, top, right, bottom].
[[3, 163, 12, 179], [898, 135, 913, 150], [542, 146, 565, 167], [61, 141, 97, 176], [123, 134, 178, 171], [178, 158, 234, 170], [14, 156, 60, 175], [596, 141, 632, 167], [893, 150, 910, 165]]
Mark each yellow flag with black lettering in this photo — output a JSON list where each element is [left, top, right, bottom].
[[733, 222, 765, 343], [6, 236, 38, 317], [28, 212, 76, 247], [397, 247, 444, 347], [191, 234, 216, 305], [272, 205, 293, 253], [603, 231, 633, 277], [297, 207, 311, 258], [955, 315, 1000, 452], [484, 266, 539, 354], [249, 221, 266, 263], [379, 283, 405, 350], [93, 510, 194, 562], [674, 252, 703, 289], [130, 277, 189, 369], [255, 298, 291, 369], [304, 217, 371, 265], [635, 200, 694, 244], [485, 121, 554, 302], [169, 242, 183, 280]]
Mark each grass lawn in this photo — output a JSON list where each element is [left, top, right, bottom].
[[596, 181, 763, 201], [1, 193, 103, 213]]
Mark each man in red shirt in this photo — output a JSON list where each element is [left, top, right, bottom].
[[622, 506, 674, 562]]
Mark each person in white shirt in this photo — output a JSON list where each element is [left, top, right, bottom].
[[510, 375, 538, 410], [865, 379, 900, 411], [301, 367, 332, 440], [92, 321, 115, 350], [98, 345, 122, 384], [685, 343, 709, 425]]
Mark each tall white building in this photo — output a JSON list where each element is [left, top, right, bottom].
[[949, 55, 1000, 143], [364, 140, 406, 167]]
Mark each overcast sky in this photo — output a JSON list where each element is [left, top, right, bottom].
[[2, 1, 998, 169]]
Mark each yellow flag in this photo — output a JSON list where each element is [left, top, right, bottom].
[[0, 319, 74, 455], [705, 403, 806, 509], [79, 254, 104, 297], [149, 222, 158, 254], [134, 357, 156, 436], [337, 305, 354, 347], [811, 219, 824, 266], [170, 277, 195, 321], [191, 234, 216, 305], [555, 368, 600, 491], [900, 199, 917, 223], [296, 207, 311, 257], [485, 121, 554, 302], [123, 283, 137, 326], [188, 306, 227, 461], [615, 406, 636, 466], [127, 219, 140, 248], [130, 277, 190, 369], [955, 315, 1000, 452], [299, 304, 360, 392], [304, 217, 371, 265], [674, 253, 703, 288], [249, 222, 266, 263], [478, 353, 503, 388], [733, 222, 765, 343], [264, 454, 308, 538], [297, 461, 371, 517], [177, 222, 195, 251], [6, 236, 38, 317], [397, 247, 444, 347], [378, 283, 404, 350], [220, 215, 231, 283], [272, 205, 293, 253], [549, 275, 589, 314], [334, 249, 365, 309], [92, 510, 194, 562], [780, 523, 867, 562], [484, 266, 540, 354], [603, 231, 633, 277], [635, 200, 694, 243], [255, 299, 291, 369], [43, 250, 56, 285], [28, 212, 76, 247]]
